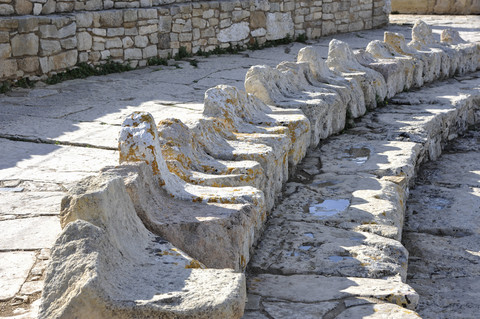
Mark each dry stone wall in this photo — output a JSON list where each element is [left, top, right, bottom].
[[38, 20, 480, 318], [0, 0, 390, 81], [391, 0, 480, 14]]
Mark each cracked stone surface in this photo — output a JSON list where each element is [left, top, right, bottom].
[[0, 14, 479, 318], [403, 124, 480, 319], [245, 75, 480, 319]]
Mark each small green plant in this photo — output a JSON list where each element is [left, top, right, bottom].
[[189, 59, 198, 67], [0, 81, 11, 94], [0, 78, 35, 94], [147, 56, 168, 66], [247, 39, 261, 51], [295, 33, 307, 43], [174, 46, 192, 60], [16, 78, 35, 89], [391, 10, 400, 15], [46, 59, 132, 85]]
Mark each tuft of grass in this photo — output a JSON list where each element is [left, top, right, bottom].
[[174, 46, 192, 60], [46, 59, 132, 85], [189, 59, 198, 67], [0, 81, 12, 94], [147, 56, 168, 66], [0, 77, 34, 94], [295, 33, 307, 43]]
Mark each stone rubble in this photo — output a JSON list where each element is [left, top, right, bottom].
[[36, 19, 480, 318]]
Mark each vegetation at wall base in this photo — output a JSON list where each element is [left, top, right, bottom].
[[1, 35, 310, 94]]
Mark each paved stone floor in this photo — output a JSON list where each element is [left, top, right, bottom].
[[0, 14, 479, 318], [403, 123, 480, 319]]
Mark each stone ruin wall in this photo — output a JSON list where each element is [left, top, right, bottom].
[[0, 0, 390, 81], [391, 0, 480, 14]]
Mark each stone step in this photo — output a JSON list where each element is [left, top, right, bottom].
[[244, 273, 420, 318]]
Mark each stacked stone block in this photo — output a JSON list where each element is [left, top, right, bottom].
[[0, 0, 391, 82], [392, 0, 480, 14]]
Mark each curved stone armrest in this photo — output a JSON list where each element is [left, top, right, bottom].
[[357, 42, 415, 98], [384, 31, 426, 88], [439, 28, 480, 75]]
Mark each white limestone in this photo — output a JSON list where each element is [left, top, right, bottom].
[[117, 111, 265, 208], [326, 39, 388, 110], [40, 173, 246, 319]]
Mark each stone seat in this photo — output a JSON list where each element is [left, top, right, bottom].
[[118, 111, 265, 209], [204, 84, 310, 170], [356, 40, 417, 98], [406, 21, 480, 79], [157, 117, 267, 192], [188, 117, 284, 211], [40, 172, 246, 319], [439, 28, 480, 75], [297, 46, 367, 119], [386, 31, 438, 84], [105, 163, 265, 270], [203, 85, 292, 190], [244, 61, 346, 148], [326, 39, 388, 110]]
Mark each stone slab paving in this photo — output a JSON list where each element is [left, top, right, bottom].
[[403, 124, 480, 319], [0, 14, 479, 318]]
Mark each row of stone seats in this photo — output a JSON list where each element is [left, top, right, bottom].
[[39, 20, 480, 318], [246, 20, 479, 149]]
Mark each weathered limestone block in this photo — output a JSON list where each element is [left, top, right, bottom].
[[274, 173, 408, 241], [0, 58, 17, 78], [11, 33, 38, 56], [319, 135, 421, 185], [105, 162, 264, 271], [265, 12, 294, 41], [351, 78, 479, 162], [326, 39, 388, 110], [249, 220, 409, 280], [218, 22, 249, 42], [0, 4, 14, 15], [188, 117, 277, 210], [157, 117, 267, 191], [40, 172, 246, 319], [362, 40, 417, 97], [118, 111, 265, 209], [245, 61, 345, 148], [297, 46, 366, 119], [204, 85, 291, 187], [0, 42, 10, 59], [247, 274, 419, 311], [47, 50, 77, 72], [408, 20, 448, 80]]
